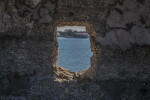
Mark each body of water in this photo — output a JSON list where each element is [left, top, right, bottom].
[[57, 37, 93, 72]]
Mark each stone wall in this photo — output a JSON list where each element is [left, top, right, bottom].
[[97, 0, 150, 50], [0, 0, 150, 100]]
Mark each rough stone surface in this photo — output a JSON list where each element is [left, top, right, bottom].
[[0, 0, 150, 100], [97, 0, 150, 50]]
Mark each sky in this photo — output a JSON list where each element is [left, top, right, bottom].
[[57, 26, 86, 32]]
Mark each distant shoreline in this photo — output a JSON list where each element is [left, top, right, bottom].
[[57, 30, 89, 38], [57, 36, 89, 38]]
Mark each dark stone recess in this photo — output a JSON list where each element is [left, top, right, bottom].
[[15, 0, 32, 18], [0, 72, 30, 96], [118, 0, 124, 5], [137, 0, 145, 4], [114, 8, 123, 15], [98, 81, 150, 100], [126, 22, 135, 30]]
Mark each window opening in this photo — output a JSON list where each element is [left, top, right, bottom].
[[56, 26, 93, 72]]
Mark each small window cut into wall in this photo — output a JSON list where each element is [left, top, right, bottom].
[[56, 26, 93, 72]]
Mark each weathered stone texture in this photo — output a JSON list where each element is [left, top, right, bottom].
[[97, 0, 150, 50], [0, 0, 150, 100]]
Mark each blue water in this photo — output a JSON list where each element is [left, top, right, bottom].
[[57, 37, 93, 72]]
